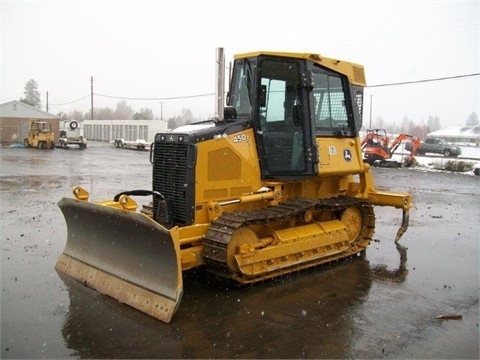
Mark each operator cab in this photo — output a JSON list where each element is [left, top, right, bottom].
[[228, 53, 362, 181]]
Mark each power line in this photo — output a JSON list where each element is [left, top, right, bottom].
[[49, 94, 90, 106], [48, 73, 479, 107], [367, 73, 479, 88], [94, 92, 215, 101]]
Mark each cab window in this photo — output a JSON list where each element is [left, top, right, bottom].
[[312, 73, 349, 131]]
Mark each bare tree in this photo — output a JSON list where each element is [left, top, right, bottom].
[[373, 115, 385, 129], [57, 111, 68, 120], [167, 108, 195, 129], [133, 108, 154, 120], [97, 107, 116, 120], [401, 116, 411, 133], [385, 122, 400, 134], [410, 124, 430, 139], [68, 110, 83, 121], [427, 115, 441, 132], [115, 100, 134, 119]]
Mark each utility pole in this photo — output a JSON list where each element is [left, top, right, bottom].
[[46, 91, 49, 113], [369, 94, 373, 129], [160, 102, 163, 120], [90, 76, 94, 120]]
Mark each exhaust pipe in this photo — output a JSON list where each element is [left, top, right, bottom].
[[215, 47, 225, 122]]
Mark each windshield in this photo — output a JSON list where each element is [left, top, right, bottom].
[[229, 60, 253, 116]]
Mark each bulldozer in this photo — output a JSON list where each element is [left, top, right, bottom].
[[24, 120, 55, 149], [56, 48, 412, 323]]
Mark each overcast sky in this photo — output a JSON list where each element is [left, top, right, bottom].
[[1, 0, 479, 127]]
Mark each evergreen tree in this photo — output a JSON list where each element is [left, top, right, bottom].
[[20, 79, 41, 108], [466, 112, 478, 126]]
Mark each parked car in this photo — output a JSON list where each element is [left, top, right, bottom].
[[406, 137, 462, 157]]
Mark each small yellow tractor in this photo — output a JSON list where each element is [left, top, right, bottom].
[[24, 120, 55, 149]]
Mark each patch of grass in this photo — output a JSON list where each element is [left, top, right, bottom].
[[431, 160, 475, 172]]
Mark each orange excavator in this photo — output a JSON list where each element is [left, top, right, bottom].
[[361, 129, 420, 167]]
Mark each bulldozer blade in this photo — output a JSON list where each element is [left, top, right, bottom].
[[55, 197, 183, 323]]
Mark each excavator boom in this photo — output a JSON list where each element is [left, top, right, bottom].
[[362, 129, 420, 167]]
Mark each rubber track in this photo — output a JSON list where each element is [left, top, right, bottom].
[[202, 197, 375, 284]]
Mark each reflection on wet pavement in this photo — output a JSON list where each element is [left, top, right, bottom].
[[58, 249, 409, 359]]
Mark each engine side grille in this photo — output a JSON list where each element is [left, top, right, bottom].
[[152, 134, 195, 226]]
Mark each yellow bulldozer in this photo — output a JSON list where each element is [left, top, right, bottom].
[[24, 120, 55, 149], [56, 48, 412, 323]]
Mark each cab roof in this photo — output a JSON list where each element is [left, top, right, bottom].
[[234, 50, 366, 86]]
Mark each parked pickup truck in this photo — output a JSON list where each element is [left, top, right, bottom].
[[406, 137, 462, 157]]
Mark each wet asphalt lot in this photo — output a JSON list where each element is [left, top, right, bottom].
[[1, 141, 479, 359]]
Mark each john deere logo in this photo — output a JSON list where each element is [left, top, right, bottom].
[[343, 149, 352, 161]]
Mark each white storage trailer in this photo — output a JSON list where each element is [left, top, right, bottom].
[[82, 119, 168, 144]]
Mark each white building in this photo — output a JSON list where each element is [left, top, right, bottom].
[[0, 100, 60, 146], [427, 125, 480, 145], [83, 119, 169, 142]]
